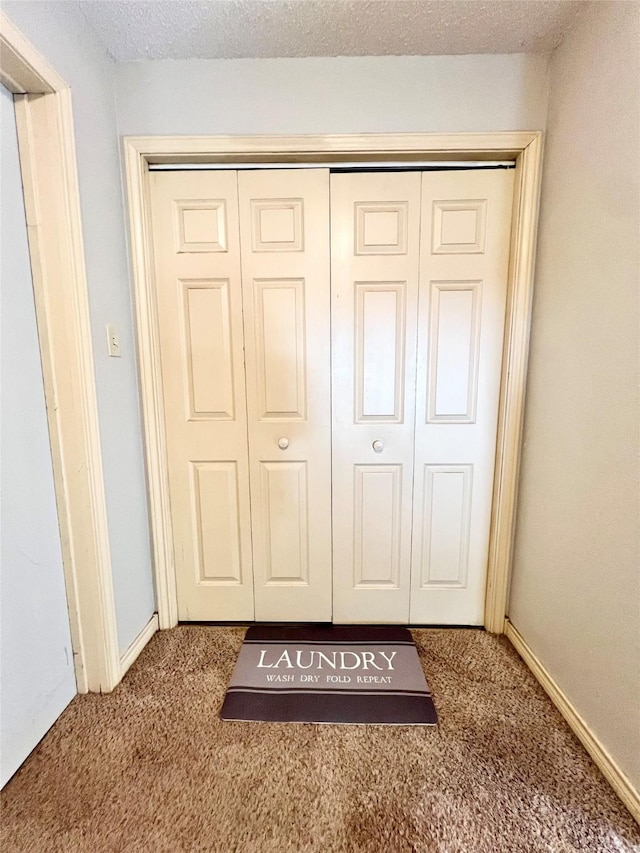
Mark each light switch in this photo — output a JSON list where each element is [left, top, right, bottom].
[[106, 324, 121, 357]]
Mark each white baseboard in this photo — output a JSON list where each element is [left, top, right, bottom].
[[505, 619, 640, 825], [120, 614, 159, 679]]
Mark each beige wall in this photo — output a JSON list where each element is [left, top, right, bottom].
[[509, 1, 640, 789], [115, 54, 549, 135]]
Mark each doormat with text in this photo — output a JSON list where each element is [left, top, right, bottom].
[[220, 626, 437, 725]]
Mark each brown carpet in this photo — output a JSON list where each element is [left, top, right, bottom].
[[1, 627, 638, 852]]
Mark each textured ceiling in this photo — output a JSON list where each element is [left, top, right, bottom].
[[77, 0, 584, 61]]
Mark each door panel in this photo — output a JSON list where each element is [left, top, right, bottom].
[[410, 169, 515, 624], [182, 279, 235, 419], [190, 461, 243, 583], [259, 461, 309, 584], [418, 464, 473, 587], [149, 171, 254, 620], [331, 173, 422, 623], [355, 282, 407, 421], [353, 464, 403, 587], [238, 170, 332, 621], [253, 278, 306, 418], [427, 282, 482, 422]]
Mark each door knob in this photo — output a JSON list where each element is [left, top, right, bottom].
[[278, 437, 290, 450], [372, 440, 384, 453]]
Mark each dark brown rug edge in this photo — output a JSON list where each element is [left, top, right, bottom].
[[220, 691, 437, 725], [244, 625, 414, 644]]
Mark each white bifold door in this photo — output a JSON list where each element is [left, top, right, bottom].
[[148, 166, 513, 625], [149, 169, 332, 622], [331, 169, 514, 624]]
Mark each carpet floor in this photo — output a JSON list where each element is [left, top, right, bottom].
[[1, 627, 638, 852]]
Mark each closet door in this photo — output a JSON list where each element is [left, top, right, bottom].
[[410, 169, 515, 624], [149, 171, 254, 620], [331, 173, 422, 623], [237, 169, 332, 621]]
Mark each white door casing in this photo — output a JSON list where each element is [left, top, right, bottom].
[[128, 132, 543, 634], [149, 170, 255, 620], [237, 169, 332, 621], [1, 12, 122, 692], [410, 169, 515, 624], [330, 172, 423, 623]]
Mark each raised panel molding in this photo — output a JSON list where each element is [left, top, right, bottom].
[[355, 201, 408, 255], [259, 461, 310, 585], [355, 282, 406, 423], [419, 464, 473, 589], [181, 279, 235, 420], [253, 278, 307, 420], [190, 461, 243, 585], [251, 198, 304, 252], [427, 281, 482, 423], [432, 199, 487, 254], [174, 199, 227, 252], [353, 464, 402, 588]]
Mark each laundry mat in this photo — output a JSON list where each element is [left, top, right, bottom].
[[220, 626, 437, 725]]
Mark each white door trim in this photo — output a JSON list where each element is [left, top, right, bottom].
[[0, 12, 121, 692], [124, 131, 543, 633]]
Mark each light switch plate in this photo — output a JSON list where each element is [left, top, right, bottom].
[[106, 324, 121, 357]]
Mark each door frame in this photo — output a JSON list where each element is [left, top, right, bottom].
[[0, 13, 121, 691], [124, 131, 543, 633]]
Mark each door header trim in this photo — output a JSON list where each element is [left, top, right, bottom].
[[127, 131, 538, 164]]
